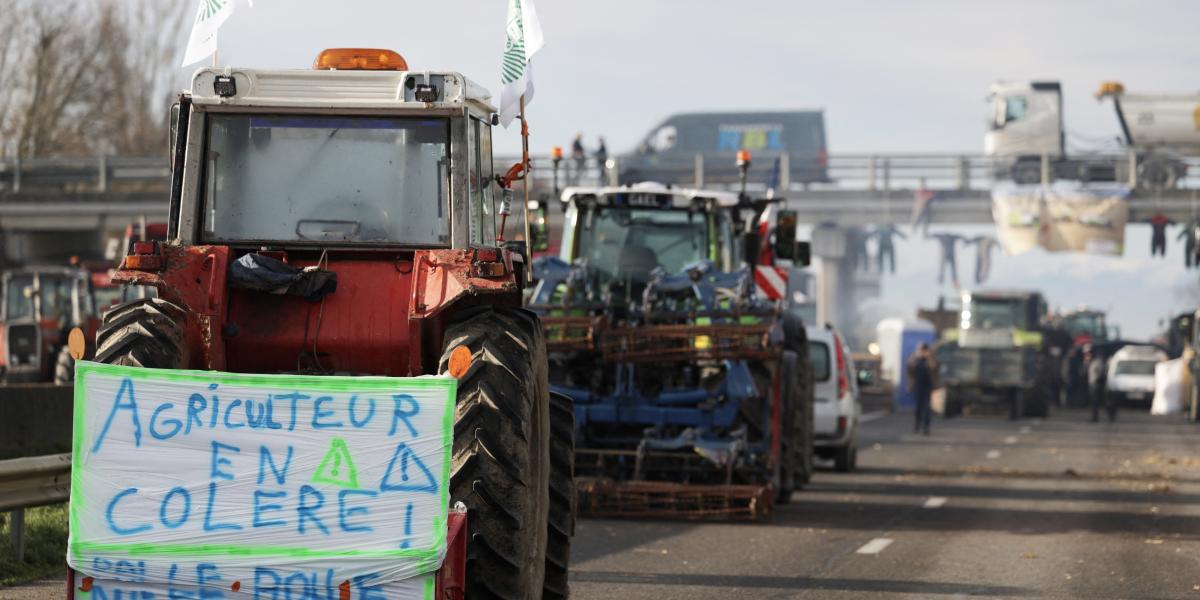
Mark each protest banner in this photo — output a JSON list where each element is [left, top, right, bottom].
[[68, 361, 456, 598], [992, 184, 1129, 256]]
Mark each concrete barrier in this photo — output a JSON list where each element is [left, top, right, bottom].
[[0, 384, 73, 459]]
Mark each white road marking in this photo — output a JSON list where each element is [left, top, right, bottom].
[[1004, 436, 1018, 445], [860, 410, 889, 423], [856, 538, 894, 555], [986, 449, 1002, 459], [923, 496, 947, 509], [1019, 426, 1031, 434]]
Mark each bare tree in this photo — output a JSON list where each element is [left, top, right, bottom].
[[0, 0, 185, 158]]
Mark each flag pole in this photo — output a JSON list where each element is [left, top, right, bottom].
[[520, 94, 532, 284]]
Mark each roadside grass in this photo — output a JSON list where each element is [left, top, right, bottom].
[[0, 503, 68, 587]]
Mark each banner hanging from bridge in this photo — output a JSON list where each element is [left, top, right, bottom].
[[67, 361, 455, 599], [991, 185, 1130, 256]]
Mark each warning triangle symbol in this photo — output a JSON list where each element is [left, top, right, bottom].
[[380, 442, 439, 494], [312, 438, 360, 489]]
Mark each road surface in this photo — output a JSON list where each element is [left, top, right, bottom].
[[570, 409, 1200, 600]]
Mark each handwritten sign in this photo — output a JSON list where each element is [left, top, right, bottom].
[[68, 361, 455, 594]]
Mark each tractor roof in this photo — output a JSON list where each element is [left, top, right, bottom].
[[187, 67, 496, 113], [962, 289, 1040, 301], [560, 184, 741, 208]]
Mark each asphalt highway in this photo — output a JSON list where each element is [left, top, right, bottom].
[[569, 409, 1200, 600]]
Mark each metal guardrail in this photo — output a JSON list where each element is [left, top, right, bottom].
[[0, 453, 71, 562], [2, 152, 1198, 195]]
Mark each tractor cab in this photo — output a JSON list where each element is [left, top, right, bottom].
[[116, 48, 524, 375]]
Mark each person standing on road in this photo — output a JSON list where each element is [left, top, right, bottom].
[[1086, 347, 1113, 423], [907, 342, 937, 435]]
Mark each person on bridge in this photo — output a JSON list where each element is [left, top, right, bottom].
[[873, 225, 907, 274], [927, 232, 965, 286], [571, 133, 586, 185], [594, 136, 608, 182], [1148, 213, 1172, 257], [1086, 347, 1114, 423]]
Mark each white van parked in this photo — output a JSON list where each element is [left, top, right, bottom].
[[1106, 345, 1167, 406], [807, 325, 861, 471]]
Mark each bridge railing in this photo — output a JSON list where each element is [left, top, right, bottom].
[[0, 453, 71, 562], [2, 152, 1198, 196]]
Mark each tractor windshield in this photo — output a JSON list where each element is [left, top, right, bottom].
[[5, 273, 72, 322], [202, 115, 450, 245], [964, 298, 1029, 330], [576, 207, 711, 284]]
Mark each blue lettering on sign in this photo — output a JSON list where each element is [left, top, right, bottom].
[[202, 482, 242, 532], [252, 568, 281, 600], [209, 442, 239, 481], [767, 129, 784, 150], [296, 485, 329, 535], [273, 392, 309, 431], [337, 490, 376, 533], [379, 442, 439, 494], [257, 445, 293, 485], [106, 488, 151, 535], [264, 396, 283, 430], [349, 396, 376, 428], [92, 377, 142, 453], [159, 487, 192, 529], [150, 403, 182, 441], [353, 573, 388, 600], [253, 490, 287, 528], [197, 563, 224, 600], [311, 396, 342, 429], [245, 400, 267, 429], [185, 393, 207, 434], [223, 399, 244, 429], [388, 394, 420, 437]]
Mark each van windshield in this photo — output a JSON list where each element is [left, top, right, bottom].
[[202, 115, 450, 245]]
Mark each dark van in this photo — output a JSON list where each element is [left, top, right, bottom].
[[616, 111, 830, 186]]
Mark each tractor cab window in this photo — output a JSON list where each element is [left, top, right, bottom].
[[576, 206, 709, 285], [38, 274, 73, 322], [5, 274, 34, 320], [202, 114, 450, 245], [468, 117, 497, 246], [965, 298, 1027, 330]]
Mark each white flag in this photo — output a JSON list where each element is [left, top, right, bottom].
[[181, 0, 235, 67], [499, 0, 544, 127]]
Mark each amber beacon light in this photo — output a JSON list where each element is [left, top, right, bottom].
[[313, 48, 408, 71]]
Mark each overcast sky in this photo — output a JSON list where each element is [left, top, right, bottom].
[[199, 0, 1200, 340]]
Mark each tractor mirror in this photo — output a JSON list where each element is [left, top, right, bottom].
[[168, 103, 180, 167], [793, 241, 811, 267], [773, 210, 799, 260]]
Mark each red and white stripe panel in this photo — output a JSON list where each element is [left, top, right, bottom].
[[755, 265, 789, 301]]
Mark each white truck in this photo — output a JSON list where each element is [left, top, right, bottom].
[[985, 80, 1199, 189]]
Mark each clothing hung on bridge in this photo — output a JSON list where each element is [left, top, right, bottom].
[[910, 188, 937, 235], [847, 227, 871, 272], [928, 233, 964, 286], [969, 235, 998, 284], [873, 225, 907, 274], [1149, 213, 1172, 257]]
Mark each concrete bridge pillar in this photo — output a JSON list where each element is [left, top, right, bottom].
[[809, 225, 881, 348]]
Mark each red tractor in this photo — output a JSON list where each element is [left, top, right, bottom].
[[89, 48, 571, 599], [0, 266, 100, 384]]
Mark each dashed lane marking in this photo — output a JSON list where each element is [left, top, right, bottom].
[[1019, 426, 1031, 434], [856, 538, 894, 555], [923, 496, 947, 508], [1004, 436, 1018, 445], [860, 410, 889, 423], [986, 449, 1002, 459]]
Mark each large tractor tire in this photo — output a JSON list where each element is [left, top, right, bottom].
[[775, 350, 800, 504], [781, 313, 815, 486], [93, 298, 187, 369], [439, 306, 553, 600], [53, 346, 75, 384], [545, 391, 576, 600]]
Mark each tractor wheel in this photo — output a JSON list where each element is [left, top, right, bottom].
[[93, 298, 187, 369], [544, 391, 576, 600], [775, 350, 800, 504], [439, 306, 552, 600], [833, 442, 857, 473], [53, 346, 74, 384]]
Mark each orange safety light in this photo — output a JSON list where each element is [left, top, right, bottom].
[[551, 146, 564, 160], [736, 149, 751, 167], [313, 48, 408, 71]]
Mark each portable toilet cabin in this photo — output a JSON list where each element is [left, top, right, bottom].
[[876, 318, 937, 409]]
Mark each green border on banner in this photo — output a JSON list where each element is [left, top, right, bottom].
[[68, 361, 457, 562]]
